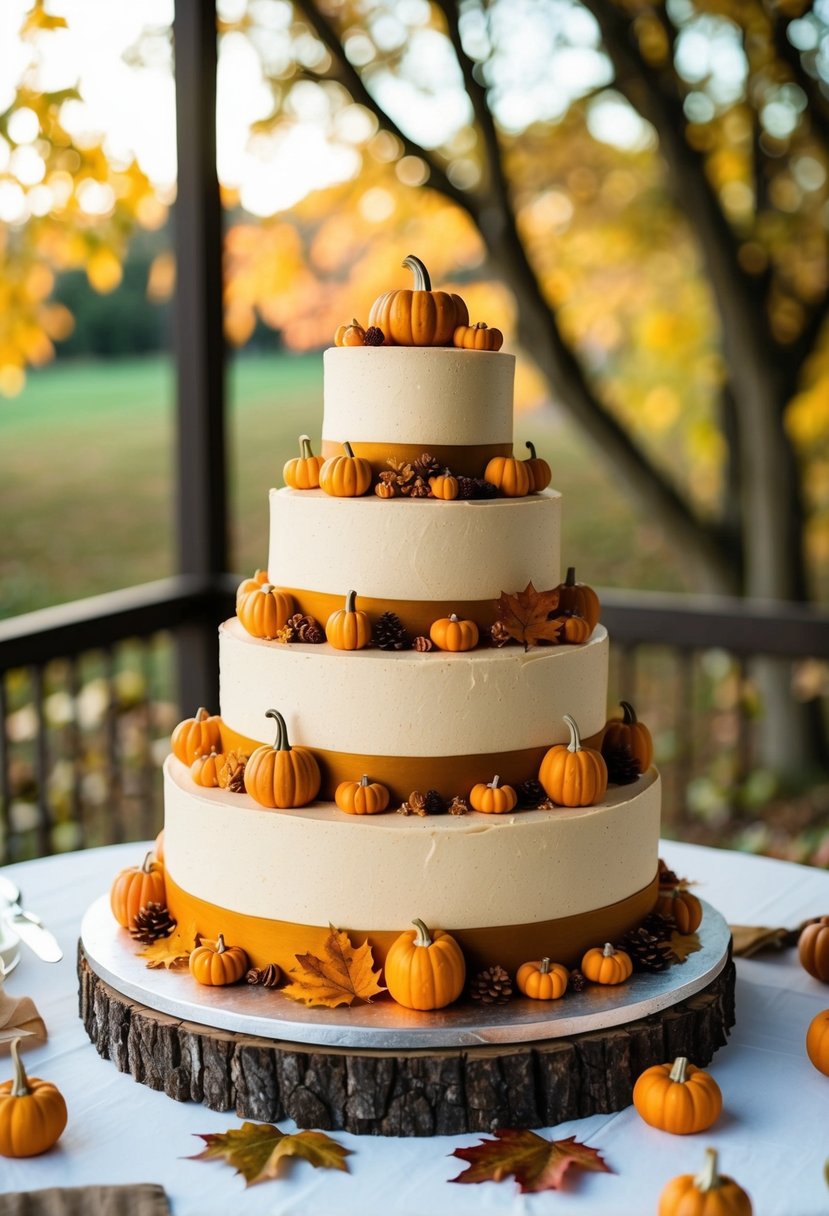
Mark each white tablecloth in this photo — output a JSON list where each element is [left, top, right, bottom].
[[0, 841, 827, 1214]]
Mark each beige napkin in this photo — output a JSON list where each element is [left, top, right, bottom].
[[0, 973, 46, 1048], [0, 1185, 169, 1216], [730, 919, 815, 958]]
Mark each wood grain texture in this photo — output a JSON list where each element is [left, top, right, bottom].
[[78, 942, 735, 1136]]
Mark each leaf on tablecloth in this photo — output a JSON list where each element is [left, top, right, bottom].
[[187, 1121, 351, 1186], [670, 929, 702, 964], [0, 984, 46, 1046], [449, 1129, 613, 1193], [730, 920, 810, 957], [138, 921, 198, 969], [282, 926, 385, 1008], [495, 583, 563, 650]]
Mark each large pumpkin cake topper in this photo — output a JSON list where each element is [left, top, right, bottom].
[[368, 255, 469, 346]]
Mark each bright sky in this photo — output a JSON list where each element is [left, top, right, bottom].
[[0, 0, 654, 224]]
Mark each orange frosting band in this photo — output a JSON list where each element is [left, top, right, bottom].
[[320, 439, 512, 479], [273, 588, 499, 637], [165, 870, 659, 973]]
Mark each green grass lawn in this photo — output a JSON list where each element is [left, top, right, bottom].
[[1, 351, 691, 618]]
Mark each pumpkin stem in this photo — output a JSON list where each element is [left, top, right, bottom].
[[216, 933, 227, 954], [669, 1056, 689, 1084], [402, 254, 431, 292], [411, 918, 433, 947], [695, 1148, 722, 1193], [261, 583, 275, 593], [265, 708, 290, 752], [525, 441, 537, 460], [345, 590, 357, 614], [563, 714, 582, 753], [343, 441, 355, 458], [299, 434, 313, 459], [620, 700, 638, 725], [602, 942, 616, 958], [195, 707, 209, 722], [489, 775, 501, 789], [10, 1038, 30, 1098], [540, 957, 551, 974], [141, 851, 155, 874], [359, 774, 369, 787], [565, 567, 576, 587], [449, 613, 459, 622]]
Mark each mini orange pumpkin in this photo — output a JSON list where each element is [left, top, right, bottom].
[[283, 434, 324, 490], [429, 471, 459, 500], [369, 255, 469, 347], [237, 582, 294, 640], [244, 709, 321, 809], [516, 957, 569, 1000], [453, 321, 504, 351], [429, 613, 479, 652], [334, 318, 366, 347], [806, 1008, 829, 1076], [581, 942, 633, 985], [633, 1056, 723, 1134], [171, 706, 222, 765], [798, 916, 829, 983], [189, 934, 249, 986], [484, 454, 531, 498], [557, 566, 601, 630], [319, 441, 373, 497], [656, 886, 703, 934], [602, 700, 654, 771], [110, 851, 166, 929], [0, 1038, 68, 1157], [523, 441, 552, 492], [539, 714, 608, 807], [384, 919, 466, 1010], [190, 749, 226, 788], [658, 1148, 753, 1216], [235, 568, 270, 609], [335, 774, 390, 815], [560, 614, 592, 644], [469, 775, 518, 814], [325, 590, 372, 650]]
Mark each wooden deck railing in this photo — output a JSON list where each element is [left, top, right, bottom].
[[1, 579, 826, 864]]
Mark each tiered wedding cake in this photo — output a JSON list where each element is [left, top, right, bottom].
[[161, 264, 661, 983]]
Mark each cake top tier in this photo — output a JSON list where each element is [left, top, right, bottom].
[[322, 346, 515, 451]]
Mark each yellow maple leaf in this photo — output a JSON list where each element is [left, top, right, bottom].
[[282, 926, 386, 1008], [138, 921, 198, 970], [187, 1121, 351, 1186]]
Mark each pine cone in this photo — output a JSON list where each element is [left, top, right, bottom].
[[288, 613, 324, 644], [476, 479, 498, 499], [384, 458, 415, 490], [412, 452, 442, 481], [130, 902, 176, 943], [375, 482, 396, 498], [413, 635, 433, 652], [447, 795, 469, 815], [469, 964, 513, 1004], [398, 790, 427, 816], [218, 749, 248, 792], [569, 968, 587, 993], [246, 963, 282, 987], [657, 859, 684, 890], [515, 779, 546, 808], [375, 611, 411, 650], [456, 475, 478, 500], [537, 797, 557, 810], [640, 909, 677, 937], [603, 741, 642, 785], [618, 925, 674, 973], [489, 620, 512, 647], [364, 326, 385, 346], [424, 789, 445, 815], [401, 476, 430, 498]]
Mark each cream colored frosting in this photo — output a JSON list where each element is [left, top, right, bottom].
[[164, 758, 660, 930], [268, 488, 561, 602], [219, 617, 609, 754], [323, 347, 514, 447]]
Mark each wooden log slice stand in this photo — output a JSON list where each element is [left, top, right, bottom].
[[78, 945, 735, 1137]]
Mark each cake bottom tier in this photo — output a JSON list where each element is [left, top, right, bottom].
[[163, 758, 661, 972]]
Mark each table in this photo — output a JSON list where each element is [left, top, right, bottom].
[[1, 840, 827, 1214]]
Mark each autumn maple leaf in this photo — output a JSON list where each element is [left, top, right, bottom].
[[495, 582, 563, 650], [281, 925, 386, 1008], [450, 1129, 613, 1193], [187, 1122, 351, 1187], [669, 929, 702, 964], [137, 921, 198, 969]]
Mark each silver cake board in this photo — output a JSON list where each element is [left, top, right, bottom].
[[78, 896, 735, 1135]]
